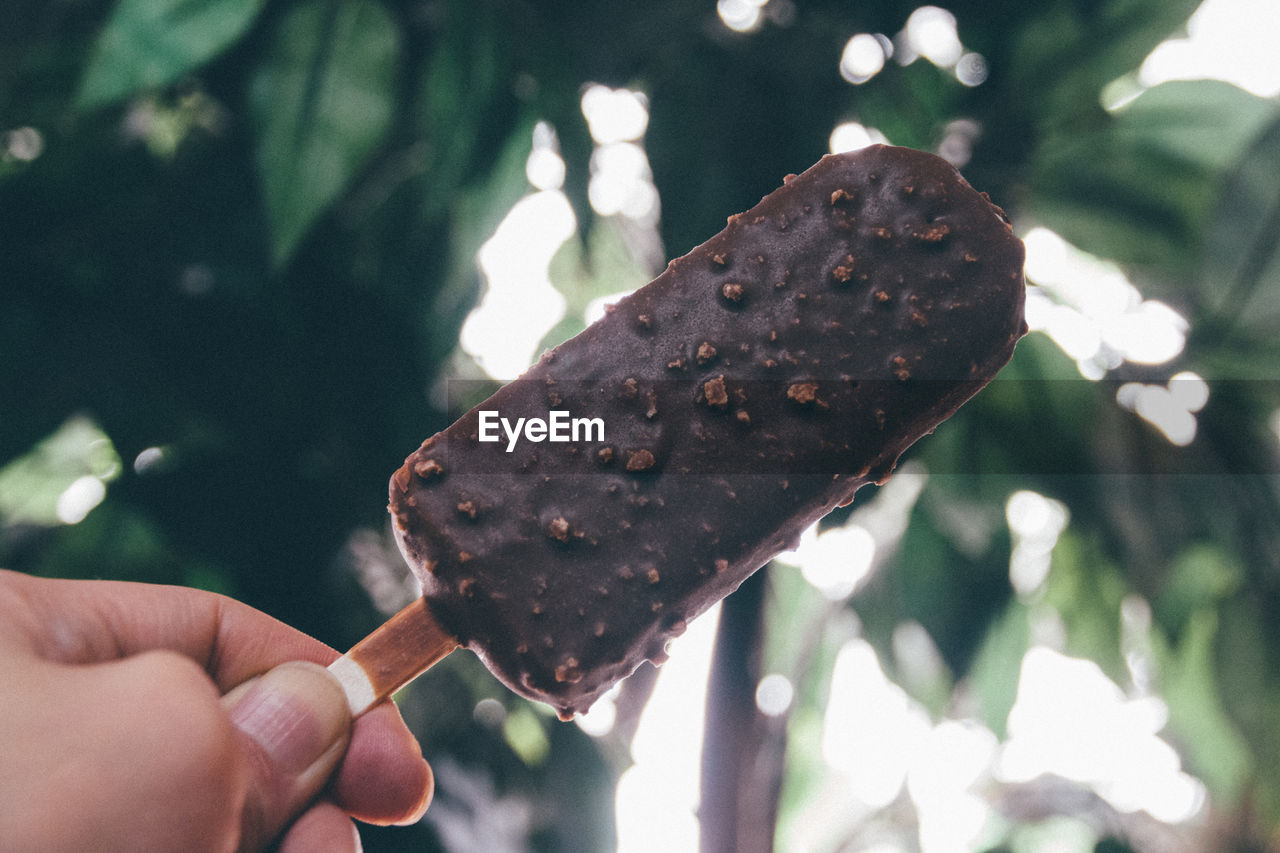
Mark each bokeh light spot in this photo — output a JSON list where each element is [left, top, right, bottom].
[[3, 126, 44, 162], [954, 52, 988, 86], [717, 0, 769, 33], [581, 84, 649, 144], [904, 6, 964, 67], [829, 121, 889, 154], [756, 673, 795, 716], [840, 34, 887, 84]]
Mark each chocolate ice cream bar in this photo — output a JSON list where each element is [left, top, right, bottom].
[[336, 145, 1026, 720]]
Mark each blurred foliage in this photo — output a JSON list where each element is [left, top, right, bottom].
[[3, 0, 1280, 851]]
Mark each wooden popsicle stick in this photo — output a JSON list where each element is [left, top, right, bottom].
[[327, 598, 459, 716]]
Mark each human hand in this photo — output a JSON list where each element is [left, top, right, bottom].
[[0, 569, 433, 852]]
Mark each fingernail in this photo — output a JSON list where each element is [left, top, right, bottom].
[[229, 661, 351, 776]]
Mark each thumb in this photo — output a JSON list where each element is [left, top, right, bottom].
[[222, 661, 353, 851]]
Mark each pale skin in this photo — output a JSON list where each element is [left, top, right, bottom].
[[0, 569, 434, 852]]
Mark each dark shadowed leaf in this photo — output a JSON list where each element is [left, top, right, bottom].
[[1213, 592, 1280, 824], [250, 0, 398, 265], [425, 115, 537, 367], [1030, 81, 1273, 272], [1011, 0, 1201, 130], [77, 0, 267, 108], [1202, 115, 1280, 346], [855, 475, 1013, 690]]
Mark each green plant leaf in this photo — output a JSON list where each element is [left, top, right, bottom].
[[1030, 81, 1274, 271], [1202, 115, 1280, 344], [854, 476, 1013, 685], [965, 600, 1031, 740], [0, 416, 120, 526], [1107, 81, 1275, 174], [250, 0, 398, 266], [1012, 0, 1201, 130], [426, 115, 536, 366], [1212, 592, 1280, 824], [1155, 608, 1252, 809], [411, 0, 510, 220], [77, 0, 267, 108], [1041, 529, 1129, 682], [539, 216, 657, 354]]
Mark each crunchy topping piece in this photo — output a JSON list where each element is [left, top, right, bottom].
[[831, 254, 855, 284], [703, 376, 729, 409], [413, 458, 444, 480], [913, 223, 950, 243], [625, 449, 656, 471], [555, 658, 583, 684], [787, 382, 819, 404], [892, 355, 912, 381], [547, 517, 571, 542]]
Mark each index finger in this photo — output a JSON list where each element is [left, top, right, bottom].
[[1, 569, 334, 688]]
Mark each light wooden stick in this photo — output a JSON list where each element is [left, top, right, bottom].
[[327, 598, 459, 716]]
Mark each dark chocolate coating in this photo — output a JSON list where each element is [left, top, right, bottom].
[[390, 145, 1026, 718]]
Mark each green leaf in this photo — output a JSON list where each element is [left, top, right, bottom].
[[0, 416, 120, 527], [965, 601, 1032, 740], [1041, 530, 1129, 682], [427, 116, 537, 366], [539, 216, 656, 354], [1108, 81, 1276, 173], [1202, 115, 1280, 343], [250, 0, 398, 265], [77, 0, 267, 108], [502, 704, 551, 767], [1155, 608, 1252, 808], [1012, 0, 1201, 130], [1030, 81, 1275, 271], [1153, 542, 1242, 638], [1212, 593, 1280, 823], [854, 476, 1013, 684], [411, 0, 510, 220]]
